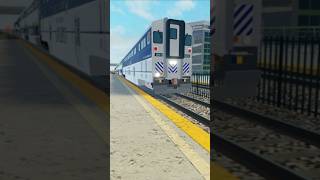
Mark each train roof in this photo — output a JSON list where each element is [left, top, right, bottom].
[[119, 18, 186, 66]]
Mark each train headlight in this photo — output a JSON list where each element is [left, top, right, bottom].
[[169, 59, 178, 66], [154, 72, 161, 77]]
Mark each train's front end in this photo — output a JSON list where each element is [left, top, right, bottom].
[[212, 0, 262, 100], [152, 18, 191, 94]]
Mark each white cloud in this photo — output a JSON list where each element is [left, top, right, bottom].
[[125, 0, 155, 21], [111, 3, 125, 15], [166, 0, 195, 18], [111, 25, 126, 35], [110, 25, 138, 63]]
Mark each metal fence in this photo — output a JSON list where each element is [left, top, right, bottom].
[[257, 35, 320, 117], [263, 26, 320, 39], [191, 72, 210, 98]]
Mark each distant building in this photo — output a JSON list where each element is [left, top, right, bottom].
[[188, 21, 211, 73], [263, 0, 320, 27]]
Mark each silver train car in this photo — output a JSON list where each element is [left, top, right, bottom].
[[14, 0, 108, 87], [118, 18, 192, 94]]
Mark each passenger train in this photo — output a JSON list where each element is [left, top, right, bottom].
[[14, 0, 108, 88], [117, 18, 192, 94]]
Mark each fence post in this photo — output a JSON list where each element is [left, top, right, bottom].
[[277, 36, 284, 107], [315, 38, 320, 117], [301, 36, 308, 114], [195, 73, 199, 94], [295, 37, 301, 112], [307, 37, 314, 115], [273, 36, 279, 106]]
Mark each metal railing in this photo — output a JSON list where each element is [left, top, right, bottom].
[[257, 35, 320, 117], [263, 26, 320, 38], [191, 72, 210, 98]]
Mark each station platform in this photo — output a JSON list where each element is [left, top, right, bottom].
[[0, 39, 108, 179], [110, 74, 210, 180]]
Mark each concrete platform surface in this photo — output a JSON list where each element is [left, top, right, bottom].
[[0, 39, 108, 180], [110, 74, 209, 180]]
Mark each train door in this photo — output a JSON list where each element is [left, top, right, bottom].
[[183, 24, 193, 80], [165, 19, 185, 84]]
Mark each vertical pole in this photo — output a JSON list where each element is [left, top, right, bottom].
[[196, 73, 199, 95], [277, 36, 284, 107], [273, 36, 279, 106], [283, 36, 289, 108], [289, 36, 295, 110], [295, 37, 301, 112], [315, 38, 320, 117], [261, 36, 268, 103], [267, 36, 273, 105], [301, 36, 308, 114], [308, 37, 314, 116]]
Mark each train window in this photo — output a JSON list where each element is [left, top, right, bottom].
[[170, 28, 177, 39], [147, 31, 151, 44], [185, 34, 192, 46], [153, 31, 163, 43], [143, 40, 145, 48]]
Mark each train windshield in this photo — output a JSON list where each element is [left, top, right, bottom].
[[170, 28, 177, 39], [153, 31, 163, 44], [185, 34, 192, 46]]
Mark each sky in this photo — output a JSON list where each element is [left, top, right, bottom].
[[110, 0, 210, 64]]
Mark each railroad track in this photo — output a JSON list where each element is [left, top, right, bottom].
[[173, 93, 320, 180], [177, 92, 320, 148], [175, 93, 210, 108], [156, 93, 210, 127], [136, 84, 320, 179]]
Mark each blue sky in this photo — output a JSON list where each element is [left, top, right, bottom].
[[110, 0, 210, 64]]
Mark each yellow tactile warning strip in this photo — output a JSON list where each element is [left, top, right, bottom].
[[120, 78, 210, 180], [119, 76, 210, 152], [118, 76, 239, 180], [21, 41, 109, 114], [211, 162, 240, 180]]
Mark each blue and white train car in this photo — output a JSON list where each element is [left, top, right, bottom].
[[15, 1, 40, 45], [15, 0, 108, 87], [119, 18, 192, 94], [39, 0, 108, 79]]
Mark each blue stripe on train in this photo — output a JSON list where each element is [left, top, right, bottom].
[[168, 64, 177, 73], [233, 4, 254, 36], [183, 63, 190, 74], [155, 62, 163, 73]]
